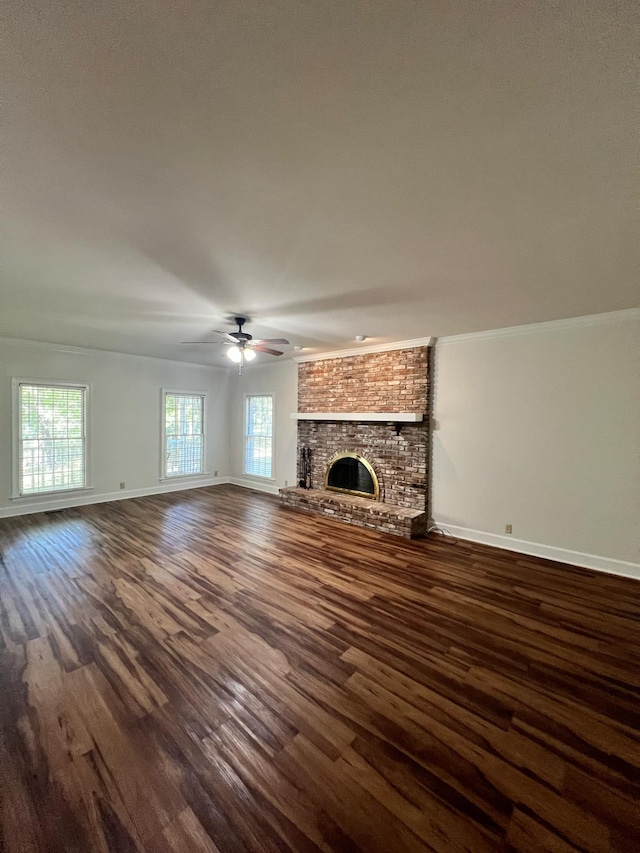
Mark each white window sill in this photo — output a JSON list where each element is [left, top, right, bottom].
[[10, 486, 94, 501], [242, 473, 276, 482], [159, 472, 211, 482]]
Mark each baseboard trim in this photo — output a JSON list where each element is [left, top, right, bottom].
[[0, 478, 230, 518], [434, 523, 640, 580], [228, 477, 281, 496]]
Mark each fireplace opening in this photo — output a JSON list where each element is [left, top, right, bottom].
[[325, 452, 379, 500]]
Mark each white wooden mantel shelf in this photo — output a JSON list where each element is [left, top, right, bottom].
[[290, 412, 423, 422]]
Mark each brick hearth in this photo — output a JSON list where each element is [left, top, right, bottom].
[[279, 487, 428, 538]]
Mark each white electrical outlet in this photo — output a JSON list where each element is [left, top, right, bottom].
[[505, 523, 512, 534], [214, 470, 218, 477], [120, 482, 125, 490], [285, 480, 288, 487]]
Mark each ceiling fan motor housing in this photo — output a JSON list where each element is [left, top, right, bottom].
[[233, 317, 252, 341]]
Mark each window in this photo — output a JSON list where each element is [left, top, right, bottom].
[[14, 380, 89, 496], [244, 394, 273, 478], [162, 392, 205, 478]]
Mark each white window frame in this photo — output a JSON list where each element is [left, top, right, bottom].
[[243, 392, 275, 480], [160, 389, 208, 481], [11, 378, 92, 500]]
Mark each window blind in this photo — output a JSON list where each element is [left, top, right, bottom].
[[164, 393, 204, 477], [18, 383, 87, 495], [245, 395, 273, 478]]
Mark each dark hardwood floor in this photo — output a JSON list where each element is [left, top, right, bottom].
[[0, 485, 638, 852]]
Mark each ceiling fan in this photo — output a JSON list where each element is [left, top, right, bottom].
[[183, 317, 290, 372]]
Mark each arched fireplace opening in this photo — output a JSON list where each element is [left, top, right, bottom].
[[325, 452, 380, 500]]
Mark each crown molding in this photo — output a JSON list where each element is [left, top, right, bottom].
[[294, 336, 433, 363], [0, 336, 228, 371], [3, 308, 635, 367], [435, 308, 640, 347]]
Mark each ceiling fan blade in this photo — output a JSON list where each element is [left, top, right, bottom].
[[181, 340, 220, 344], [211, 330, 240, 343], [253, 345, 284, 356], [251, 338, 290, 346]]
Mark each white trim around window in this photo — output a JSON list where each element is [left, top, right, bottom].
[[11, 378, 92, 500], [243, 392, 275, 480], [160, 388, 209, 481]]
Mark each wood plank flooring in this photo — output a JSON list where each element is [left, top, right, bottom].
[[0, 484, 638, 852]]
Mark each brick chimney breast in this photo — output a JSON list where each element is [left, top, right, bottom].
[[283, 345, 432, 537]]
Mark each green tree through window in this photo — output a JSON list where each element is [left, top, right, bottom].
[[245, 395, 273, 478], [18, 383, 87, 495], [164, 393, 205, 477]]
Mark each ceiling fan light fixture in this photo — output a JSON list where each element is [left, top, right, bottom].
[[227, 346, 242, 363], [244, 348, 256, 361]]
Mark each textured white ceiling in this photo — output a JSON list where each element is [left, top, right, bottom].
[[1, 0, 638, 364]]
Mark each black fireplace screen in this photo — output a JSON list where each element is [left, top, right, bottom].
[[325, 453, 379, 500]]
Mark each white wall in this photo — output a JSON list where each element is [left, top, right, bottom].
[[431, 310, 640, 575], [228, 360, 298, 494], [0, 338, 230, 516]]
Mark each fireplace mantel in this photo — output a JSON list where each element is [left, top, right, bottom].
[[290, 412, 423, 422]]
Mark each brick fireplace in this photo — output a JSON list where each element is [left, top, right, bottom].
[[280, 344, 431, 537]]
